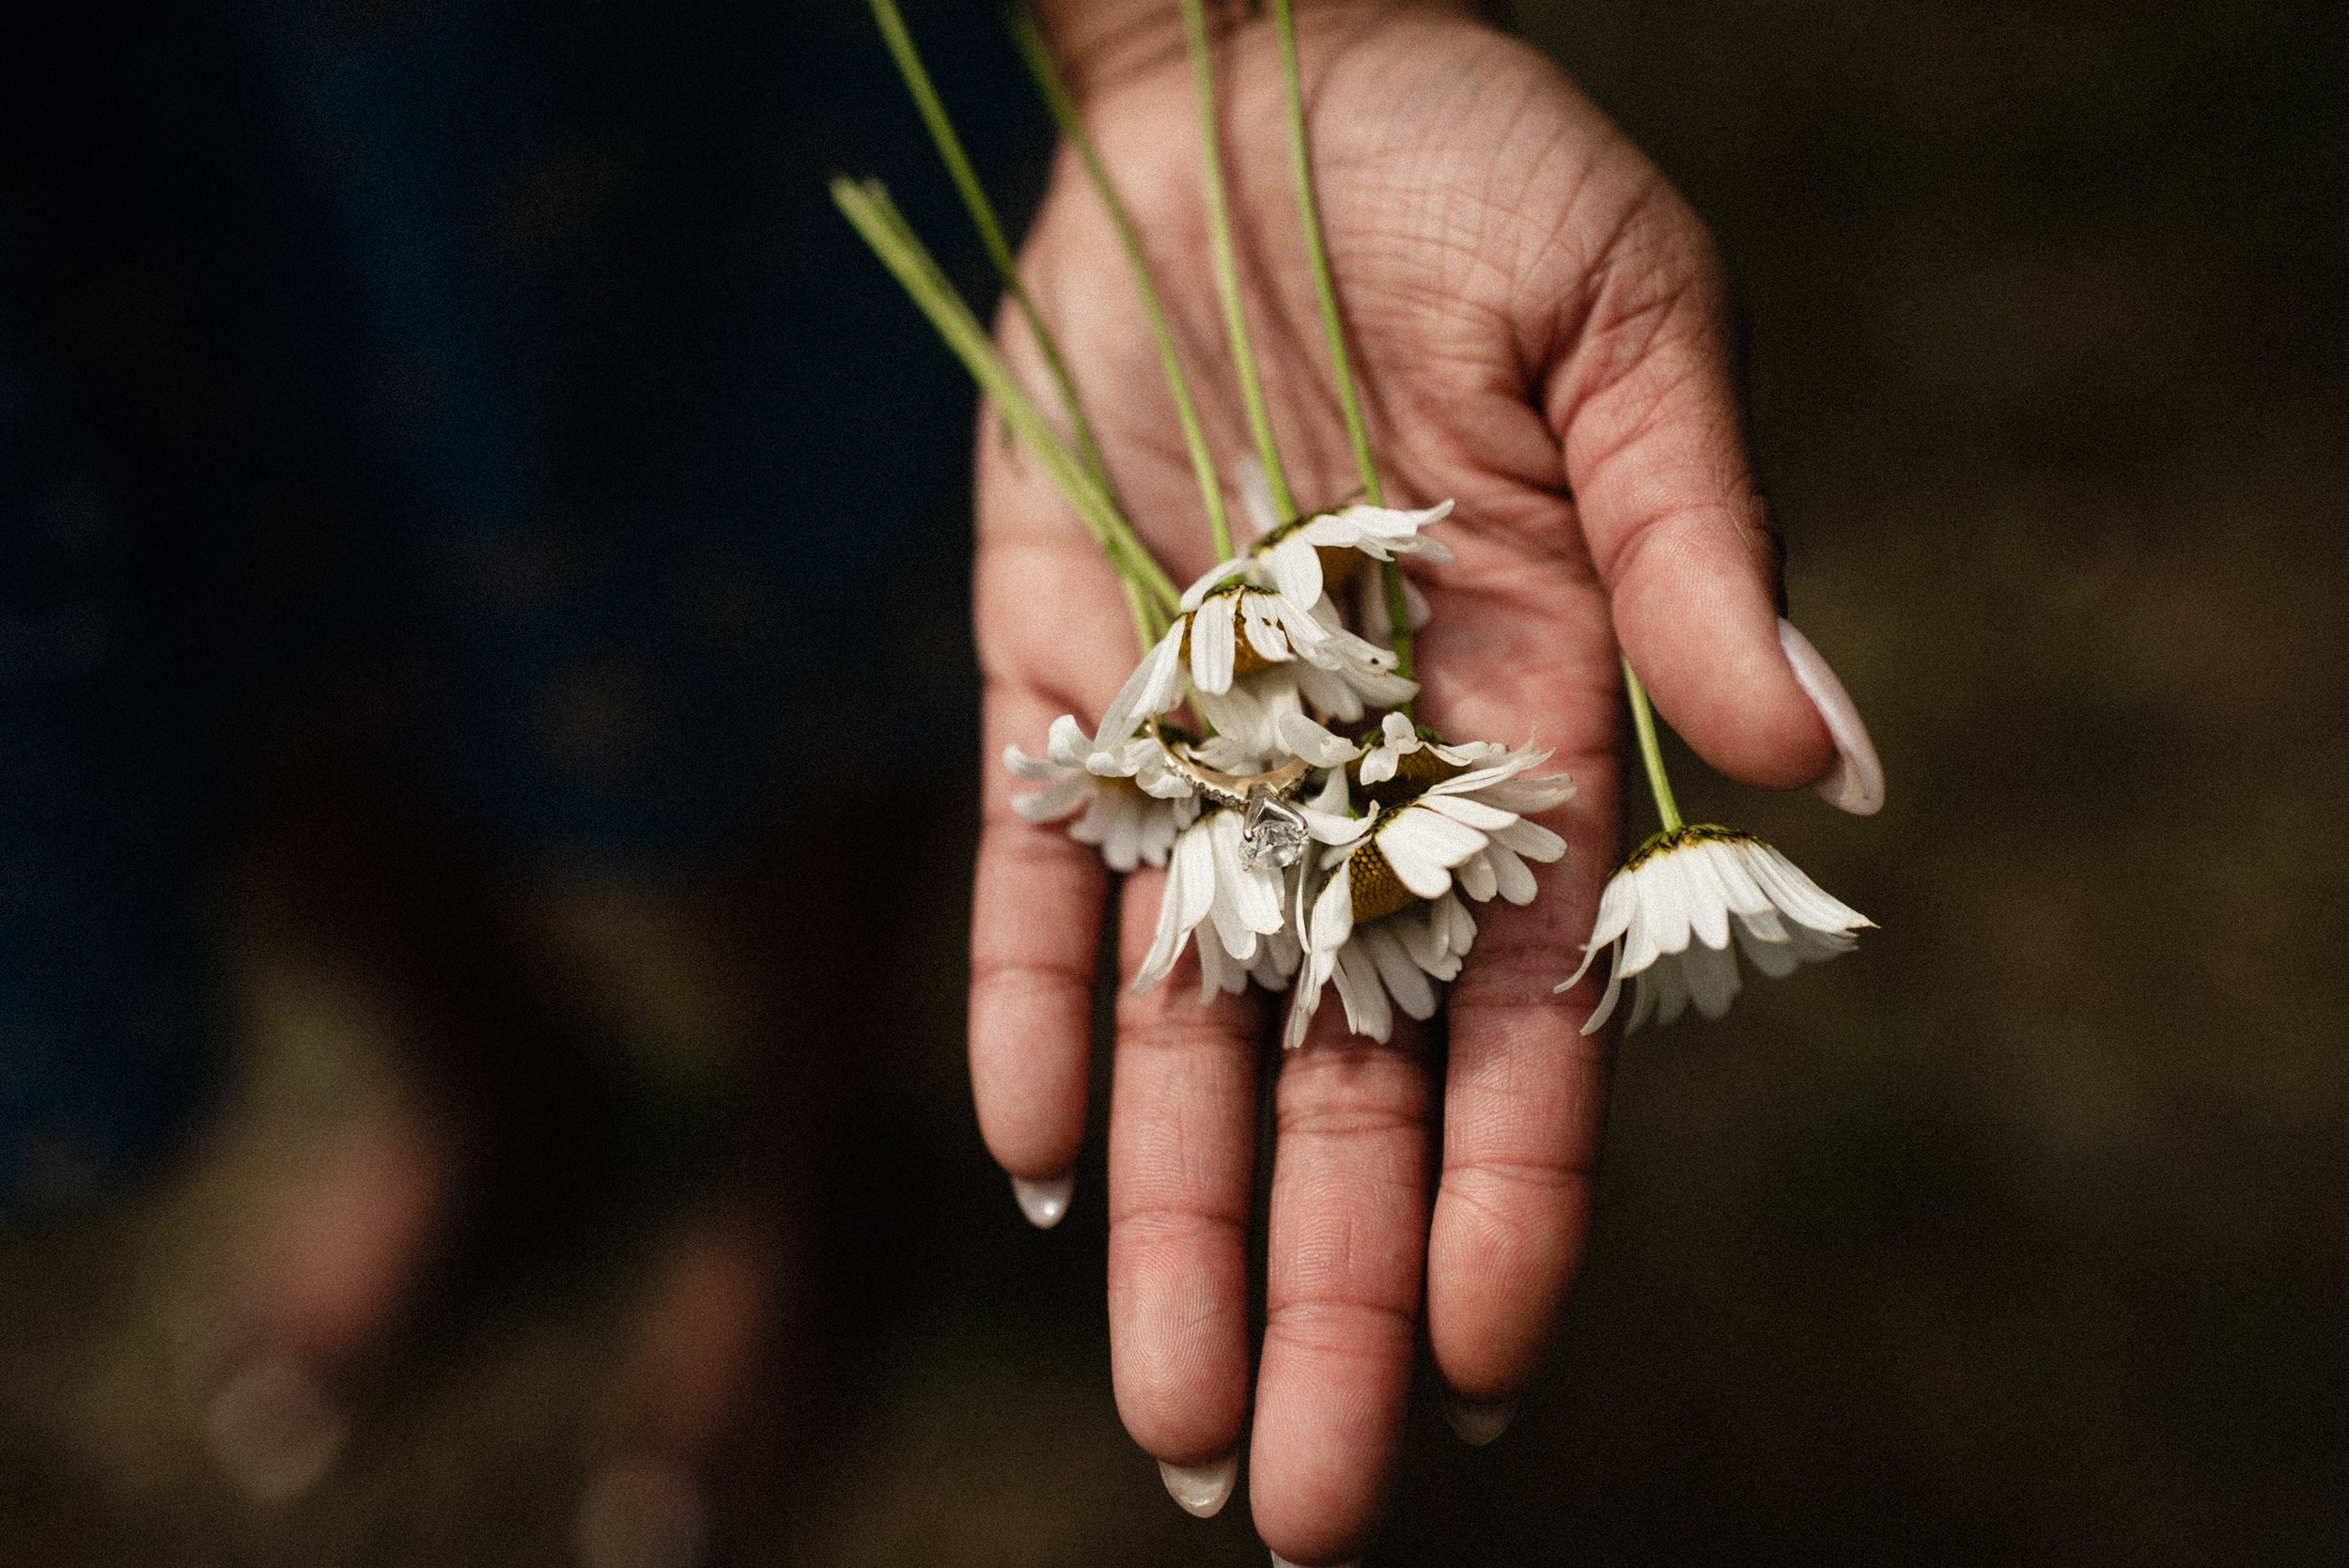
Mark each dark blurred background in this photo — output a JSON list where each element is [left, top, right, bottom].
[[2, 0, 2344, 1563]]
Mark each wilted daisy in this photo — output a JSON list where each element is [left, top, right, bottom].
[[1196, 458, 1455, 613], [1006, 714, 1197, 872], [1182, 580, 1416, 747], [1560, 656, 1875, 1033], [1134, 803, 1299, 1002], [1080, 596, 1407, 761], [1280, 724, 1575, 1048], [1081, 479, 1447, 757], [1559, 827, 1874, 1033]]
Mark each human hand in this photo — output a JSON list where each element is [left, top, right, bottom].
[[970, 3, 1850, 1560]]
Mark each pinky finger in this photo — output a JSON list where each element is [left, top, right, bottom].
[[969, 694, 1111, 1225]]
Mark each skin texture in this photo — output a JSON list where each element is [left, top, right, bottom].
[[972, 4, 1836, 1562]]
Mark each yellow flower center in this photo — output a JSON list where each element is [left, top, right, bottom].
[[1619, 822, 1749, 872], [1347, 837, 1421, 924], [1352, 745, 1465, 810], [1176, 589, 1281, 676], [1315, 544, 1363, 589]]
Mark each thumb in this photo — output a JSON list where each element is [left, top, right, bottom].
[[1548, 193, 1835, 791]]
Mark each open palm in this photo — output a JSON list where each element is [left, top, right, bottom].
[[969, 5, 1834, 1560]]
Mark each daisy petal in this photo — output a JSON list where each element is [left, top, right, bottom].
[[1742, 842, 1875, 933], [1492, 817, 1566, 862], [1703, 838, 1777, 918], [1190, 593, 1237, 694], [1486, 840, 1539, 904], [1377, 807, 1490, 899], [1578, 942, 1626, 1034], [1239, 594, 1291, 662], [1094, 624, 1186, 754], [1177, 553, 1252, 613], [1266, 535, 1324, 608], [1676, 844, 1735, 951], [1332, 942, 1392, 1043], [1011, 770, 1091, 823], [1361, 924, 1439, 1020], [1234, 453, 1282, 539], [1420, 792, 1518, 833], [1560, 873, 1637, 992], [1455, 849, 1499, 903], [1681, 939, 1742, 1019], [1735, 918, 1803, 977], [1134, 820, 1217, 992], [1619, 858, 1683, 973], [1276, 711, 1361, 768]]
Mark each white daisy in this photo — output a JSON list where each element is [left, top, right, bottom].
[[1005, 714, 1196, 873], [1280, 729, 1576, 1048], [1133, 804, 1299, 1002], [1184, 588, 1416, 748], [1558, 828, 1875, 1034], [1083, 477, 1448, 758], [1083, 582, 1415, 760], [1184, 498, 1455, 616], [1347, 710, 1489, 784], [1279, 715, 1577, 908], [1283, 862, 1478, 1048]]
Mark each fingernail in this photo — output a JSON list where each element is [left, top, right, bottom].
[[1011, 1171, 1074, 1229], [204, 1353, 348, 1503], [575, 1455, 707, 1568], [1442, 1389, 1518, 1446], [1779, 618, 1885, 815], [1159, 1451, 1238, 1517]]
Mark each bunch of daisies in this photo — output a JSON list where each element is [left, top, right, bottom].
[[839, 0, 1872, 1047], [1006, 463, 1577, 1047]]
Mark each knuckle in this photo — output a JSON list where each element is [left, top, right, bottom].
[[970, 951, 1094, 995], [1112, 1012, 1252, 1057], [1112, 1202, 1248, 1250], [1263, 1296, 1418, 1362], [1450, 1149, 1591, 1194]]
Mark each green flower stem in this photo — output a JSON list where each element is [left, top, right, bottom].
[[844, 182, 1171, 615], [1622, 657, 1685, 834], [1121, 575, 1165, 647], [1379, 563, 1415, 685], [1272, 0, 1376, 507], [1011, 9, 1235, 562], [832, 178, 1178, 649], [846, 180, 1165, 596], [1177, 0, 1297, 531], [1271, 0, 1414, 697], [867, 0, 1111, 492]]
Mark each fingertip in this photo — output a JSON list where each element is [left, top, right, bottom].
[[968, 785, 1108, 1183], [967, 986, 1091, 1180], [1562, 255, 1840, 790], [966, 843, 1097, 1182], [1611, 539, 1832, 790]]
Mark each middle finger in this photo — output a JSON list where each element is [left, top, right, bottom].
[[1250, 1014, 1436, 1564]]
